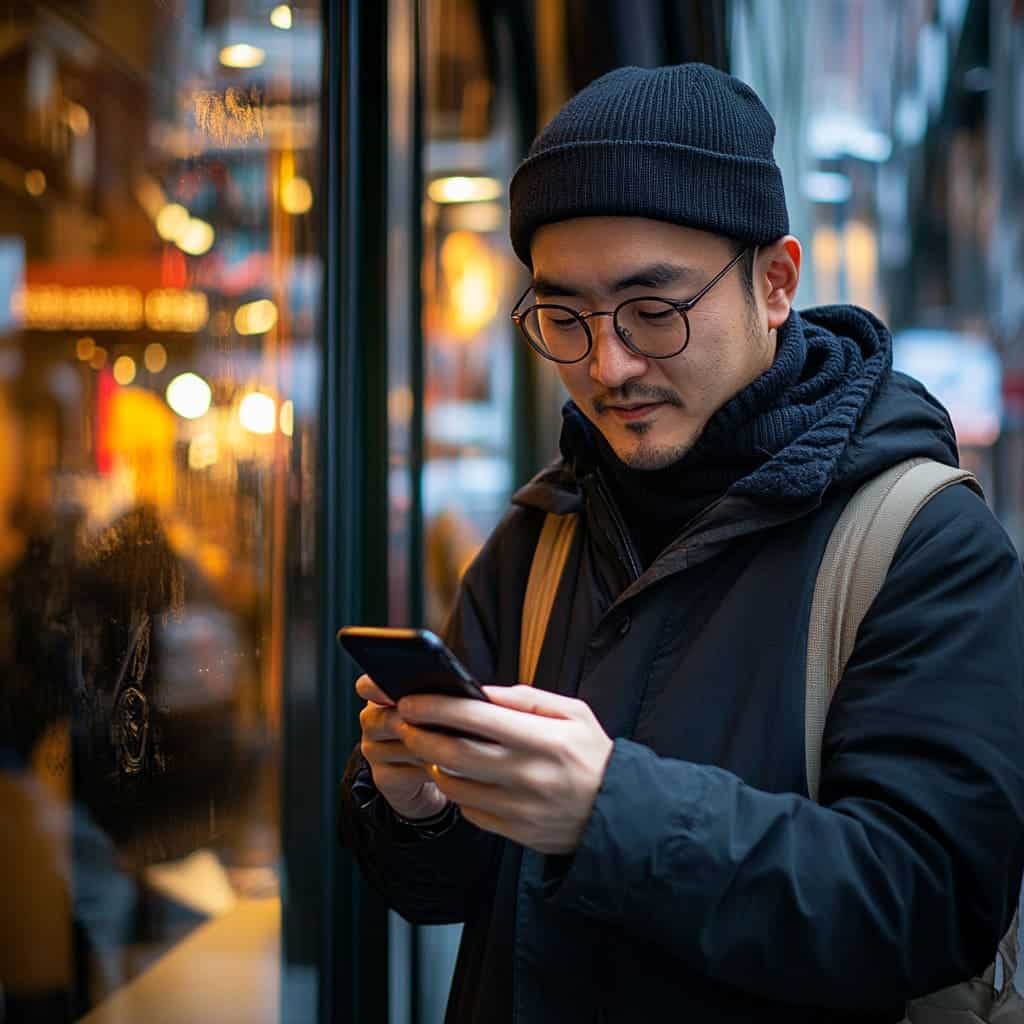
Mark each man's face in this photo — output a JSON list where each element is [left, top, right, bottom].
[[529, 217, 777, 470]]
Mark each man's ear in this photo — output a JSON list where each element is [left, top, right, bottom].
[[760, 236, 802, 330]]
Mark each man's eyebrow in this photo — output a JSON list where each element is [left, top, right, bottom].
[[531, 262, 699, 299]]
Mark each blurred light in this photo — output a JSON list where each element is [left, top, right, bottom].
[[113, 356, 137, 386], [156, 203, 190, 241], [23, 285, 143, 331], [281, 176, 313, 214], [166, 372, 212, 419], [177, 218, 215, 256], [145, 289, 209, 332], [234, 299, 278, 335], [76, 336, 96, 361], [188, 432, 219, 470], [427, 176, 503, 204], [388, 387, 414, 424], [802, 171, 851, 205], [895, 95, 927, 146], [812, 225, 841, 306], [279, 399, 294, 437], [808, 114, 891, 163], [219, 44, 265, 69], [448, 201, 504, 233], [844, 221, 878, 309], [25, 170, 47, 196], [441, 231, 499, 337], [239, 391, 276, 434], [66, 102, 91, 136], [144, 342, 168, 373], [90, 346, 108, 370], [270, 4, 293, 29]]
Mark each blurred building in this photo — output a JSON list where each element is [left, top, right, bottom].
[[0, 2, 1020, 1023]]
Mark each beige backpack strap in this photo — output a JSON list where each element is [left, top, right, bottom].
[[519, 513, 578, 686], [805, 458, 982, 801]]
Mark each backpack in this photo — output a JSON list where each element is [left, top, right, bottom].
[[519, 457, 1023, 1021]]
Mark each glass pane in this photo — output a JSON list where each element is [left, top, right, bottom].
[[420, 0, 519, 633], [0, 2, 322, 1021]]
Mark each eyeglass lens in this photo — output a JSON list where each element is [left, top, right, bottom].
[[522, 299, 690, 362]]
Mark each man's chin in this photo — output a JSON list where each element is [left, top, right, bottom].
[[608, 430, 698, 470]]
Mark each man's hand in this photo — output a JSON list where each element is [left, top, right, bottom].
[[395, 685, 614, 855], [356, 675, 449, 821]]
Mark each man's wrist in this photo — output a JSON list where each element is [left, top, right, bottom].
[[390, 800, 459, 838]]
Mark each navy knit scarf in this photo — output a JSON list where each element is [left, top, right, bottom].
[[565, 305, 893, 568]]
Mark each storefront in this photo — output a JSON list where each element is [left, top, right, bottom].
[[0, 2, 554, 1021], [3, 2, 1020, 1022]]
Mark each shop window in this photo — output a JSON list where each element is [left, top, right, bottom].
[[0, 2, 322, 1021]]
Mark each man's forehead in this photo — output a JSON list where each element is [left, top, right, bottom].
[[530, 260, 702, 299]]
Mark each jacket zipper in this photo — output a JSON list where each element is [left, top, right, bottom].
[[594, 468, 643, 582]]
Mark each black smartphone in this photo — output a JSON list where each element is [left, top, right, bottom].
[[337, 626, 490, 706]]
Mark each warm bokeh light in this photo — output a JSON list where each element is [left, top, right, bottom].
[[281, 176, 313, 215], [440, 231, 500, 337], [156, 203, 190, 242], [90, 346, 108, 370], [24, 170, 47, 197], [279, 399, 295, 437], [76, 336, 96, 361], [427, 176, 502, 204], [166, 372, 212, 419], [234, 299, 278, 336], [188, 432, 219, 470], [145, 289, 209, 332], [113, 356, 137, 386], [239, 392, 276, 435], [144, 342, 168, 373], [270, 4, 293, 29], [219, 44, 266, 69], [177, 218, 215, 256], [66, 102, 91, 136]]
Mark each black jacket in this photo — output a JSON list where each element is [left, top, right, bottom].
[[339, 307, 1024, 1023]]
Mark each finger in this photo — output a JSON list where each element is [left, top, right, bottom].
[[360, 738, 428, 767], [481, 684, 583, 720], [398, 693, 562, 752], [395, 724, 512, 778], [395, 722, 515, 783], [355, 674, 394, 706], [360, 704, 404, 741], [426, 764, 526, 821]]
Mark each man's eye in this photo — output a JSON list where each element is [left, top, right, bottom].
[[639, 308, 675, 322]]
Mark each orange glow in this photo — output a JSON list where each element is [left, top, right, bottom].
[[219, 44, 265, 69], [113, 356, 137, 386]]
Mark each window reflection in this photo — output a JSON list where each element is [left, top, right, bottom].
[[420, 0, 517, 631], [0, 2, 321, 1021]]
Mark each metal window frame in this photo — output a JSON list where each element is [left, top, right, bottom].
[[315, 1, 391, 1022]]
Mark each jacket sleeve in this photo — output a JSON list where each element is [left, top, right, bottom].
[[544, 485, 1024, 1009], [336, 525, 514, 926]]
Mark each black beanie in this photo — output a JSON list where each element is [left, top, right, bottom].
[[509, 63, 788, 266]]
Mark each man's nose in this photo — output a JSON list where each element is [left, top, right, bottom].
[[588, 315, 648, 389]]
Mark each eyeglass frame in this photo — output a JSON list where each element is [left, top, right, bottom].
[[510, 245, 751, 364]]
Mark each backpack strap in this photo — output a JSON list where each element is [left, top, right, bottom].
[[519, 513, 578, 686], [805, 457, 982, 802]]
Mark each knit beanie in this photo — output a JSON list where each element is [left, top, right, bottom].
[[509, 63, 788, 266]]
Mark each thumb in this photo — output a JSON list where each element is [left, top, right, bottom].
[[482, 684, 579, 720]]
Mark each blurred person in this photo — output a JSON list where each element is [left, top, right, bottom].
[[339, 65, 1024, 1021]]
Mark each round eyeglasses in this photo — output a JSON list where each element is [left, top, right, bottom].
[[510, 247, 750, 364]]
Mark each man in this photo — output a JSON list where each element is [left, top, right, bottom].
[[339, 63, 1024, 1021]]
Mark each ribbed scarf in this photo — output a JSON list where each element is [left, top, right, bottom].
[[564, 305, 893, 568]]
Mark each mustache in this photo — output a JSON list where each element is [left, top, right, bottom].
[[593, 385, 682, 414]]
